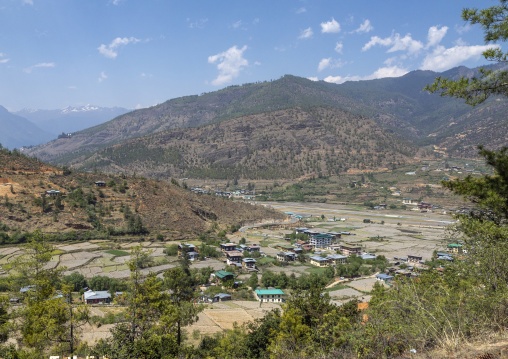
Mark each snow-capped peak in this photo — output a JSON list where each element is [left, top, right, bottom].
[[61, 104, 100, 114]]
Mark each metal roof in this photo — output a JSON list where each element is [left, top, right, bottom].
[[255, 289, 285, 295]]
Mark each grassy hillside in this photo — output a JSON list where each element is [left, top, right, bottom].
[[0, 148, 286, 241]]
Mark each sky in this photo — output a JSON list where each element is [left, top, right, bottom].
[[0, 0, 502, 111]]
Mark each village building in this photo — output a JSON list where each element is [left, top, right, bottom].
[[254, 289, 285, 303], [310, 256, 330, 267], [83, 290, 111, 305], [212, 270, 235, 283], [226, 250, 243, 266], [276, 251, 296, 262], [94, 181, 106, 187], [220, 243, 237, 252], [188, 251, 200, 261], [308, 233, 335, 249], [242, 258, 257, 271], [375, 273, 394, 282], [327, 254, 347, 265], [402, 198, 418, 206], [213, 293, 232, 302], [408, 255, 423, 263], [447, 243, 463, 253], [360, 253, 376, 261], [45, 189, 60, 197], [340, 244, 362, 256]]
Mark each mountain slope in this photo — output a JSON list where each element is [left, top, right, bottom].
[[0, 148, 285, 238], [0, 106, 53, 149], [24, 65, 508, 165], [77, 107, 421, 180]]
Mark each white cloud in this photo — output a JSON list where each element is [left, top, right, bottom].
[[367, 65, 408, 79], [318, 58, 331, 72], [24, 62, 55, 73], [455, 23, 471, 35], [362, 32, 423, 55], [296, 7, 307, 14], [68, 85, 77, 89], [299, 27, 313, 39], [318, 57, 345, 72], [254, 61, 261, 66], [323, 75, 361, 84], [208, 45, 248, 86], [0, 53, 8, 64], [253, 18, 259, 25], [335, 42, 343, 54], [354, 19, 373, 34], [232, 20, 242, 29], [187, 18, 208, 29], [454, 38, 467, 46], [323, 65, 408, 84], [98, 71, 107, 83], [321, 18, 340, 33], [421, 44, 499, 71], [22, 0, 33, 5], [98, 37, 140, 59], [307, 77, 318, 81], [426, 26, 448, 49]]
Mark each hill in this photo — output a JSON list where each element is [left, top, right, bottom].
[[24, 66, 508, 168], [77, 107, 421, 180], [0, 106, 53, 149], [0, 148, 285, 241]]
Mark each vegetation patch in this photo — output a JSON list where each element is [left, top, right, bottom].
[[105, 249, 130, 257]]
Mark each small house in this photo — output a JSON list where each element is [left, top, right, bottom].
[[248, 245, 261, 252], [84, 290, 111, 304], [375, 273, 394, 282], [94, 181, 106, 187], [212, 270, 235, 283], [45, 190, 60, 197], [310, 256, 330, 267], [408, 255, 423, 263], [327, 254, 347, 265], [213, 293, 232, 302], [254, 289, 285, 302], [276, 252, 296, 262], [220, 243, 237, 252], [341, 244, 362, 256], [402, 198, 418, 206], [188, 251, 200, 261], [178, 243, 197, 255], [360, 253, 376, 261], [447, 243, 463, 253], [242, 258, 257, 270], [226, 250, 243, 266]]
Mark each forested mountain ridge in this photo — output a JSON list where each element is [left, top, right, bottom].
[[23, 64, 508, 169], [79, 107, 421, 180]]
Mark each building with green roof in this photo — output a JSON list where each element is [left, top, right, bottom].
[[213, 270, 235, 282], [254, 289, 285, 303]]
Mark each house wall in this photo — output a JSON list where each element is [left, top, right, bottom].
[[257, 294, 283, 302]]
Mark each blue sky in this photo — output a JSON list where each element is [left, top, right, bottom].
[[0, 0, 501, 111]]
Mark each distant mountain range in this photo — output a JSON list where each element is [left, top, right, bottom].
[[15, 105, 130, 137], [0, 105, 130, 150], [23, 65, 508, 180], [0, 106, 54, 149]]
